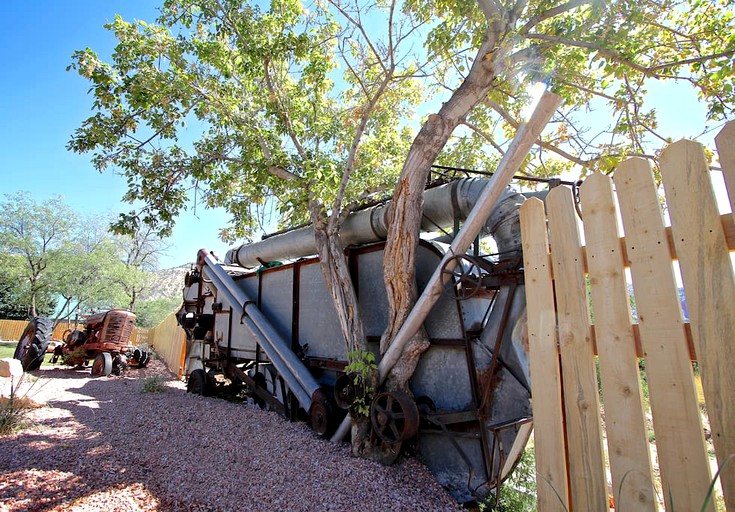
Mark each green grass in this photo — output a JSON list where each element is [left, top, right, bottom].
[[0, 341, 57, 367], [0, 342, 16, 359]]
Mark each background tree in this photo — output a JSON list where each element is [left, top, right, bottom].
[[114, 224, 170, 310], [0, 254, 56, 320], [134, 297, 182, 328], [48, 216, 132, 323], [0, 192, 74, 317]]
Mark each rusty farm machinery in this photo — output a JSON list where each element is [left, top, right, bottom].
[[176, 175, 552, 503], [15, 309, 151, 376]]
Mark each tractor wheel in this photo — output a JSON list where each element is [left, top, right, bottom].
[[14, 317, 53, 371], [112, 353, 128, 376], [132, 348, 150, 368], [91, 352, 113, 377], [187, 369, 210, 396]]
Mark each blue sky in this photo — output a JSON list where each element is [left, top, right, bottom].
[[0, 1, 231, 269], [0, 2, 728, 270]]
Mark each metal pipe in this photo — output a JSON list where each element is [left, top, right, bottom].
[[226, 181, 523, 268], [240, 315, 312, 408], [198, 251, 320, 409]]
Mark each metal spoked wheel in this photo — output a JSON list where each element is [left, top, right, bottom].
[[91, 352, 113, 377], [373, 439, 402, 466], [309, 390, 335, 438], [187, 368, 210, 396], [441, 254, 483, 300], [370, 391, 419, 444]]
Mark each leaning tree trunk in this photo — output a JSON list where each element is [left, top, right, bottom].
[[382, 19, 514, 391], [310, 206, 378, 457]]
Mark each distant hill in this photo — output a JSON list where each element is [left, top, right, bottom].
[[140, 264, 191, 302]]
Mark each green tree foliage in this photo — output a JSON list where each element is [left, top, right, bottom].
[[0, 194, 161, 321], [68, 0, 424, 242], [0, 193, 74, 317], [406, 0, 734, 176], [134, 297, 181, 328], [113, 224, 169, 310]]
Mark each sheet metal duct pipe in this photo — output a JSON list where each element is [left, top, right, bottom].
[[225, 180, 524, 268], [199, 251, 320, 410]]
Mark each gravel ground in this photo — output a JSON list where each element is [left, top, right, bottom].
[[0, 359, 463, 512]]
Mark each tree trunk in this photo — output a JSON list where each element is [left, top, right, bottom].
[[382, 30, 508, 391], [310, 206, 377, 456]]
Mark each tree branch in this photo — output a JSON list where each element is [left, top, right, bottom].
[[519, 0, 591, 35]]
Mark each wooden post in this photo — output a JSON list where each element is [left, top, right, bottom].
[[715, 121, 735, 219], [580, 173, 656, 510], [614, 157, 713, 511]]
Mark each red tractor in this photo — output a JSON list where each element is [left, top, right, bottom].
[[14, 309, 151, 376]]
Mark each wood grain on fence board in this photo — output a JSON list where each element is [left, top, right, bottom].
[[580, 173, 656, 510], [614, 157, 712, 511], [546, 186, 608, 511], [520, 198, 569, 512], [660, 139, 735, 511]]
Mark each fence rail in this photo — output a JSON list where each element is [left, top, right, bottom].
[[0, 319, 148, 346], [520, 122, 735, 511]]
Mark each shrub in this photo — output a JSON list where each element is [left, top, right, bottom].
[[0, 375, 42, 436], [142, 375, 167, 393]]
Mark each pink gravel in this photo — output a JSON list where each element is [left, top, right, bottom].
[[0, 360, 462, 511]]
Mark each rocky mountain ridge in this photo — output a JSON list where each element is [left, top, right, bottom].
[[140, 264, 191, 302]]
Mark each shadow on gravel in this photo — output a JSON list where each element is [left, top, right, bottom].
[[0, 362, 189, 511]]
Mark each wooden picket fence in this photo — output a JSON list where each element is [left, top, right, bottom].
[[520, 122, 735, 511], [145, 311, 187, 379]]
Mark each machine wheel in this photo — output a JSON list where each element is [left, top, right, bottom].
[[373, 439, 402, 466], [309, 390, 335, 438], [370, 391, 420, 444], [441, 254, 483, 300], [14, 317, 53, 371], [334, 373, 360, 410], [187, 369, 210, 396], [91, 352, 113, 377]]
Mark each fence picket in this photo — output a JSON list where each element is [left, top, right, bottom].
[[660, 140, 735, 511], [546, 186, 608, 510], [715, 121, 735, 217], [614, 157, 712, 511], [520, 198, 569, 512], [579, 173, 657, 510]]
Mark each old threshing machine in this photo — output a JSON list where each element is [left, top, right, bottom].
[[178, 177, 535, 503]]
